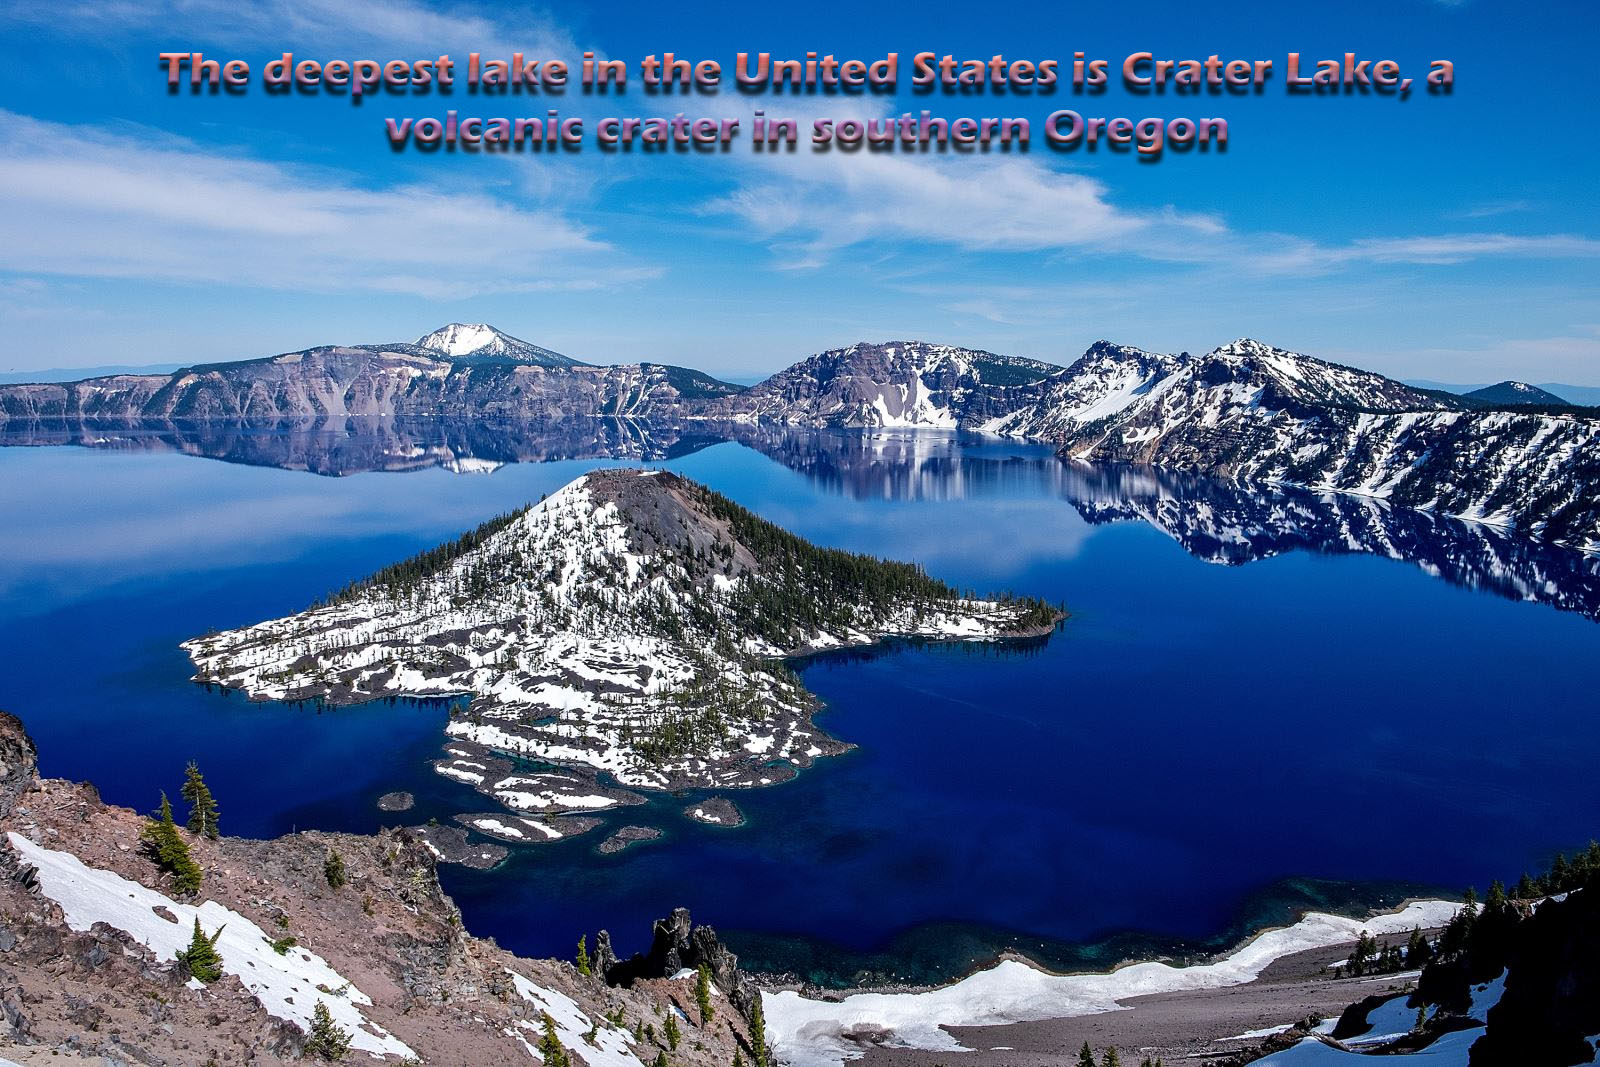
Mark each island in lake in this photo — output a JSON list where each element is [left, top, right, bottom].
[[184, 468, 1062, 829]]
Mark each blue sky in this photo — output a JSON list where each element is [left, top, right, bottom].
[[1, 0, 1596, 383]]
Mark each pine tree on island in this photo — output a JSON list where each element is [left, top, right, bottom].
[[181, 760, 220, 839]]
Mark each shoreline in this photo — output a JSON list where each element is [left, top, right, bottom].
[[762, 898, 1458, 1067]]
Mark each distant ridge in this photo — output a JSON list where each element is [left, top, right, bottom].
[[1463, 380, 1571, 406]]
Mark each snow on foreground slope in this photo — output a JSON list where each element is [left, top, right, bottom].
[[6, 831, 414, 1059], [764, 900, 1459, 1067], [184, 469, 1059, 794]]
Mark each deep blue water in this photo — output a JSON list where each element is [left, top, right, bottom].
[[2, 426, 1597, 986]]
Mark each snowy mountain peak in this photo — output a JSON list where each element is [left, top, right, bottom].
[[414, 323, 584, 368]]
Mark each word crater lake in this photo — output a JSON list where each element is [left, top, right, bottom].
[[1, 420, 1597, 987]]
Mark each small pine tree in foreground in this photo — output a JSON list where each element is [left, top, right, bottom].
[[141, 792, 202, 894], [664, 1011, 681, 1050], [304, 1000, 353, 1061], [1077, 1042, 1097, 1067], [750, 997, 769, 1067], [539, 1012, 571, 1067], [181, 760, 220, 839], [695, 963, 714, 1023], [324, 849, 346, 889], [176, 917, 224, 983], [1101, 1048, 1121, 1067]]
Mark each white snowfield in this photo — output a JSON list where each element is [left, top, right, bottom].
[[6, 832, 414, 1060], [764, 900, 1459, 1067], [186, 471, 1039, 792], [1254, 971, 1508, 1065], [505, 969, 644, 1067]]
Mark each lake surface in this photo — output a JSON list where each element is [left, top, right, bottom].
[[2, 419, 1598, 986]]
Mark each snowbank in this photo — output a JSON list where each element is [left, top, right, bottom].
[[6, 833, 414, 1060], [765, 900, 1459, 1067]]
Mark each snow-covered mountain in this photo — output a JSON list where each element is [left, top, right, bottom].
[[414, 322, 584, 367], [984, 341, 1184, 437], [0, 328, 737, 420], [184, 469, 1059, 793], [1000, 339, 1600, 551], [701, 340, 1063, 428], [3, 325, 1597, 549]]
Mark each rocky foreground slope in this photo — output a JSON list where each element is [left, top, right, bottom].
[[0, 710, 758, 1065], [184, 469, 1060, 800]]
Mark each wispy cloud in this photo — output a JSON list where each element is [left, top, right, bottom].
[[2, 0, 573, 55], [0, 111, 656, 298]]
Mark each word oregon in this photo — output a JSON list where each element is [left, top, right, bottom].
[[808, 110, 1226, 155]]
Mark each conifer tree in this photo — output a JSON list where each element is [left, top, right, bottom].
[[733, 1050, 745, 1067], [576, 934, 591, 977], [1077, 1042, 1097, 1067], [1486, 879, 1508, 915], [1101, 1049, 1121, 1067], [175, 917, 224, 983], [141, 792, 203, 894], [1405, 926, 1432, 969], [181, 761, 220, 839], [1550, 854, 1570, 893], [695, 964, 715, 1023], [664, 1011, 682, 1050], [750, 997, 769, 1067], [305, 1000, 353, 1061], [539, 1012, 571, 1067], [324, 849, 346, 890], [652, 1054, 668, 1067]]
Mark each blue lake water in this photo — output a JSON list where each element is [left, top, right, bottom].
[[2, 421, 1598, 986]]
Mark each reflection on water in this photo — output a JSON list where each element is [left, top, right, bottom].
[[6, 416, 1598, 621]]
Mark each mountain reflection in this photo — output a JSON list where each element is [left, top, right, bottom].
[[4, 416, 1598, 620]]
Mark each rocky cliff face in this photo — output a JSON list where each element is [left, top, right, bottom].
[[0, 325, 740, 421], [1005, 339, 1600, 551], [698, 340, 1062, 428], [0, 710, 755, 1065]]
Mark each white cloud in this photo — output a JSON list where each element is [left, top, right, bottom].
[[3, 0, 573, 56], [0, 111, 656, 298]]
